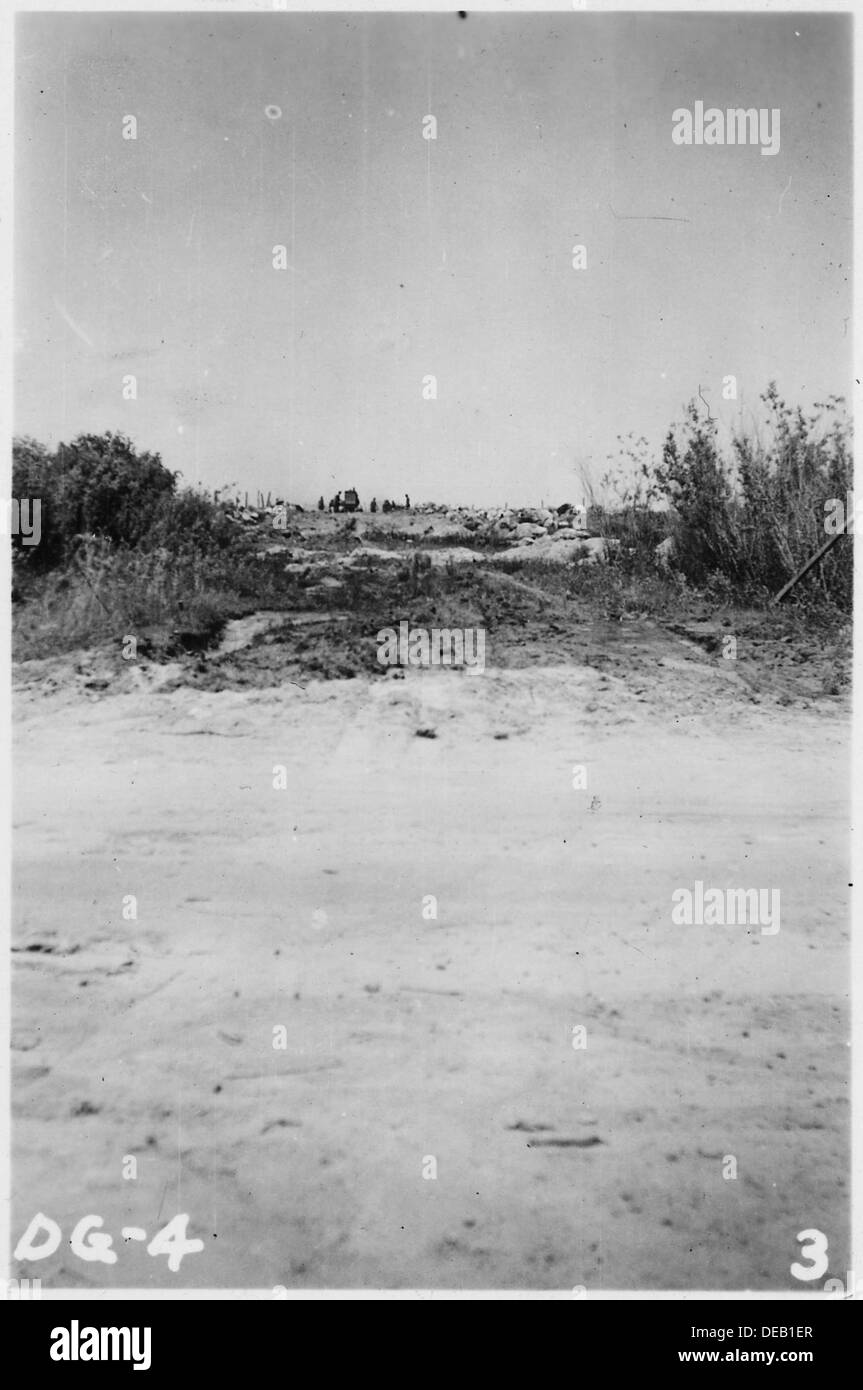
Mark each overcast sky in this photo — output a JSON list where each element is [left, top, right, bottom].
[[15, 11, 852, 506]]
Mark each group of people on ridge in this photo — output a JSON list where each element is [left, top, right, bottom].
[[317, 493, 411, 514]]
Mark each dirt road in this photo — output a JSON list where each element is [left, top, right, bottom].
[[12, 632, 849, 1290]]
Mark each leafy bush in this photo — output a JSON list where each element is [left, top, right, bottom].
[[655, 406, 741, 582], [730, 385, 851, 607], [11, 432, 273, 656], [11, 436, 63, 569], [12, 432, 177, 571], [599, 386, 852, 610]]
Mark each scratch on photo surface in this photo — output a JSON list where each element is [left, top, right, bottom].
[[54, 298, 94, 348], [609, 204, 690, 223]]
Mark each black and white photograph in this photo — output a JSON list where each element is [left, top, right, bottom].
[[4, 0, 856, 1306]]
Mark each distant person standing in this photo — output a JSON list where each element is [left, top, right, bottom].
[[317, 496, 325, 511], [405, 493, 411, 510], [370, 497, 377, 513]]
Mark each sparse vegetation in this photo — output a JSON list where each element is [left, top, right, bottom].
[[12, 432, 289, 658], [11, 388, 852, 692], [597, 385, 852, 614]]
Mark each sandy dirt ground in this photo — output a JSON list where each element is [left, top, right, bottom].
[[11, 626, 849, 1291]]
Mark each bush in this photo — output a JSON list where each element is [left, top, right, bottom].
[[599, 386, 852, 610], [11, 436, 63, 569], [11, 432, 274, 657], [655, 406, 741, 583], [12, 432, 177, 571], [730, 385, 852, 607]]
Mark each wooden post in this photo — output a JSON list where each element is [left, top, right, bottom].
[[772, 520, 848, 604]]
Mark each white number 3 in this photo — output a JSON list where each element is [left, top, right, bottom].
[[791, 1228, 828, 1282]]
